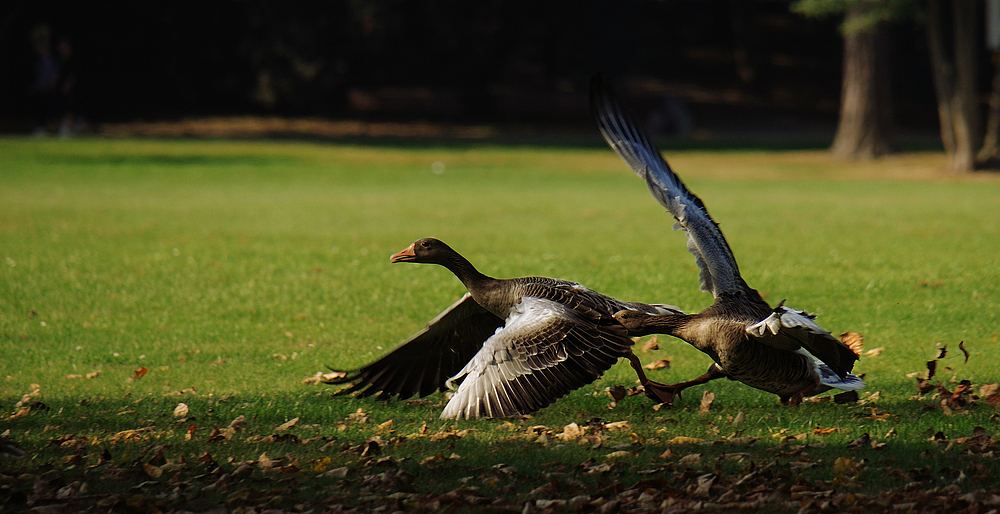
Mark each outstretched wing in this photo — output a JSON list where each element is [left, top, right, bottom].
[[746, 305, 860, 378], [440, 295, 634, 419], [325, 293, 504, 400], [590, 73, 742, 298]]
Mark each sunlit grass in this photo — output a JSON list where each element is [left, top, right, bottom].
[[2, 137, 999, 505]]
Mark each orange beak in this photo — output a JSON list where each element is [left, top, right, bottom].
[[389, 243, 417, 263]]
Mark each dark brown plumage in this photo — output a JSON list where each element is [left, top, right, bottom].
[[592, 74, 863, 406], [328, 237, 684, 418]]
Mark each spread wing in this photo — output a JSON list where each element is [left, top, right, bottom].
[[440, 296, 634, 419], [590, 73, 742, 298], [746, 304, 860, 378], [325, 293, 504, 399]]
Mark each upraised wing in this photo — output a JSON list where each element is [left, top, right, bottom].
[[440, 296, 634, 419], [746, 304, 860, 378], [590, 74, 742, 298], [325, 293, 504, 399]]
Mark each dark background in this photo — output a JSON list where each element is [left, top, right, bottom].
[[0, 0, 945, 136]]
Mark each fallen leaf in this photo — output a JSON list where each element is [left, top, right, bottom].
[[848, 433, 871, 448], [643, 359, 671, 371], [641, 336, 659, 352], [606, 385, 627, 402], [132, 367, 149, 380], [185, 424, 196, 440], [560, 423, 584, 441], [698, 390, 715, 415], [603, 421, 631, 431], [228, 415, 247, 431], [275, 417, 299, 431], [840, 332, 864, 355], [863, 347, 884, 357], [833, 456, 861, 475], [173, 403, 189, 417], [813, 427, 844, 435], [85, 371, 101, 379], [143, 462, 163, 478], [666, 436, 705, 445], [679, 453, 702, 466]]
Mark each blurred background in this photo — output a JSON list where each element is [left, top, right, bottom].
[[1, 0, 998, 170]]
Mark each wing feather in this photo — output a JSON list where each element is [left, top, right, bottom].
[[590, 73, 742, 298], [326, 293, 503, 399], [440, 296, 633, 419], [746, 305, 859, 378]]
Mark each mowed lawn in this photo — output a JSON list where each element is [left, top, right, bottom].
[[2, 137, 1000, 511]]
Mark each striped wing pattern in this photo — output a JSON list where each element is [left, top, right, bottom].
[[590, 74, 742, 298], [325, 293, 504, 399]]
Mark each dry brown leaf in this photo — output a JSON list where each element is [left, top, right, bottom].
[[840, 332, 864, 356], [606, 385, 627, 402], [275, 417, 299, 431], [679, 453, 702, 466], [834, 456, 861, 474], [143, 463, 163, 478], [560, 423, 584, 441], [698, 390, 715, 415], [864, 347, 884, 357], [603, 421, 631, 431], [65, 374, 83, 379], [935, 342, 947, 360], [813, 427, 845, 435], [85, 371, 101, 379], [959, 341, 969, 363], [666, 436, 705, 445], [173, 403, 189, 417], [641, 336, 659, 352], [228, 415, 247, 431], [132, 367, 149, 380], [643, 359, 671, 371]]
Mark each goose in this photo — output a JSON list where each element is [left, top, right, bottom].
[[590, 74, 864, 406], [327, 237, 685, 419]]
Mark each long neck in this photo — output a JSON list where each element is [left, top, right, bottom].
[[632, 313, 688, 337], [438, 250, 493, 294]]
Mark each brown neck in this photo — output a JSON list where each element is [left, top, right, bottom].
[[631, 313, 688, 337]]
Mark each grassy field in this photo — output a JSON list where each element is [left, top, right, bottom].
[[2, 137, 1000, 512]]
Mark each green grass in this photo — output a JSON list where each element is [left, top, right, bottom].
[[2, 137, 1000, 512]]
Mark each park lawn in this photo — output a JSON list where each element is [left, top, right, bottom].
[[1, 136, 1000, 512]]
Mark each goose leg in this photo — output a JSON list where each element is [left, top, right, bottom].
[[628, 355, 726, 406]]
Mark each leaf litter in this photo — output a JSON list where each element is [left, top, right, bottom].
[[4, 343, 1000, 513]]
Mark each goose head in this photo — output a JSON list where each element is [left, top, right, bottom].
[[390, 238, 457, 265], [613, 309, 651, 333]]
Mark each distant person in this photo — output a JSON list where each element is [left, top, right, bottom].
[[31, 26, 59, 136], [56, 37, 79, 137]]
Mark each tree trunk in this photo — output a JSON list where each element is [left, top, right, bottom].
[[977, 52, 1000, 167], [926, 0, 980, 172], [830, 5, 895, 160]]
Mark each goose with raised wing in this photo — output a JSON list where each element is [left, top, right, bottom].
[[590, 74, 863, 406], [327, 237, 684, 419]]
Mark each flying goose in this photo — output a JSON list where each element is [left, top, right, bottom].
[[590, 74, 864, 406], [327, 237, 684, 418]]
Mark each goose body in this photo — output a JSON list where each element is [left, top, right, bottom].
[[591, 74, 863, 405], [328, 237, 683, 419]]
